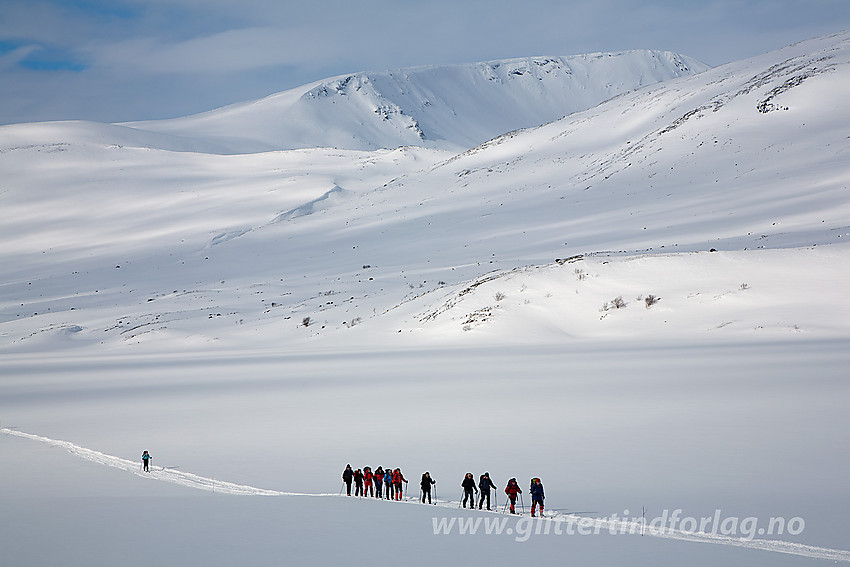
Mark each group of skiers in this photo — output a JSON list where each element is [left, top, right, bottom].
[[342, 465, 410, 500], [343, 465, 546, 517]]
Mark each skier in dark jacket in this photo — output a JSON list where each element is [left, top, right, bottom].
[[342, 464, 354, 496], [354, 468, 365, 497], [478, 472, 497, 510], [420, 472, 436, 504], [374, 467, 385, 499], [141, 450, 151, 472], [461, 473, 478, 508], [530, 477, 545, 517], [505, 478, 521, 514]]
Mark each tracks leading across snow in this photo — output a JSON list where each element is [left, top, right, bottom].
[[4, 427, 849, 563]]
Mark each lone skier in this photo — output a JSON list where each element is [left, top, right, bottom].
[[342, 464, 354, 496], [420, 472, 436, 504], [505, 478, 521, 514], [530, 477, 545, 517], [478, 472, 497, 510], [461, 473, 478, 508], [141, 450, 152, 472]]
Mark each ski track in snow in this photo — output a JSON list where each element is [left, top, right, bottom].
[[4, 427, 849, 563]]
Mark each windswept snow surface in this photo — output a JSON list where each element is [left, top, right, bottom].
[[1, 32, 850, 567], [4, 426, 850, 563]]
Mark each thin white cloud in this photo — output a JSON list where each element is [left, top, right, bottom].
[[0, 44, 40, 70], [89, 27, 338, 75]]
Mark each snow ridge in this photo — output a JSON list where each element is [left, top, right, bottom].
[[5, 427, 849, 563]]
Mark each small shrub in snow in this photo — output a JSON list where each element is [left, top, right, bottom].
[[740, 283, 750, 290], [602, 296, 627, 312], [494, 292, 506, 302], [645, 294, 660, 308], [575, 268, 586, 281], [302, 317, 311, 327]]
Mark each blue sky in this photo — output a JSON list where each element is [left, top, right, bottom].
[[1, 0, 849, 125]]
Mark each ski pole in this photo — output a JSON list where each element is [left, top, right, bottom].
[[520, 494, 525, 515], [339, 482, 344, 496]]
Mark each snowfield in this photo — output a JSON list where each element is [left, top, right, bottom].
[[1, 33, 849, 566]]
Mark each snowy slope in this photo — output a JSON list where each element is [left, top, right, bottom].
[[1, 34, 848, 351], [126, 51, 708, 153], [10, 30, 847, 351]]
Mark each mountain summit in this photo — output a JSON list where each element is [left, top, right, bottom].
[[127, 50, 708, 153]]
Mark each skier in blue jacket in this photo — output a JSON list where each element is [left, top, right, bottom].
[[141, 450, 152, 472], [530, 477, 545, 517]]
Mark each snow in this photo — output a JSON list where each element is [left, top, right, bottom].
[[1, 32, 849, 566]]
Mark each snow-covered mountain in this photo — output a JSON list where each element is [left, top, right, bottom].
[[2, 32, 850, 567], [3, 32, 845, 351], [126, 51, 708, 153]]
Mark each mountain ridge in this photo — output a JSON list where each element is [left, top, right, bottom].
[[124, 50, 709, 153]]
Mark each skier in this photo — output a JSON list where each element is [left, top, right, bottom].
[[342, 464, 354, 496], [393, 468, 408, 500], [461, 473, 478, 508], [420, 472, 436, 504], [354, 468, 365, 497], [505, 478, 522, 514], [478, 472, 497, 510], [530, 477, 545, 517], [141, 450, 152, 472], [364, 466, 374, 497], [374, 466, 385, 499], [384, 466, 393, 499]]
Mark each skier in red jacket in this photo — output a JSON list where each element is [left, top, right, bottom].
[[392, 468, 408, 500], [505, 478, 522, 514], [364, 467, 374, 497]]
